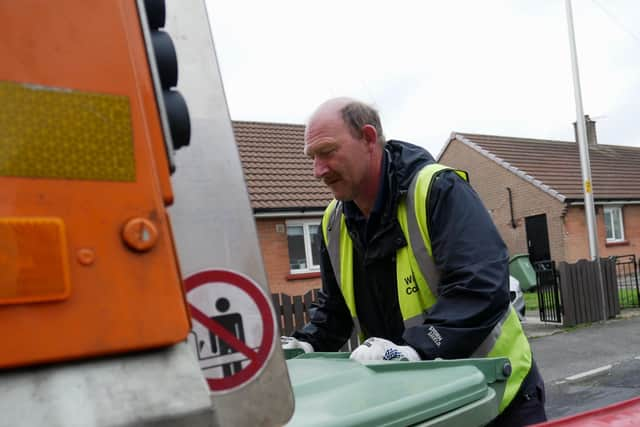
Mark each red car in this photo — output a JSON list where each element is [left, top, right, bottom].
[[533, 396, 640, 426]]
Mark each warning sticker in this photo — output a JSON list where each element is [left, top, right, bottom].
[[185, 269, 276, 393]]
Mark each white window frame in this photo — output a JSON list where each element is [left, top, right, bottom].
[[286, 219, 321, 274], [603, 205, 625, 243]]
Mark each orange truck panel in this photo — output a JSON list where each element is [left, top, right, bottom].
[[0, 0, 190, 368]]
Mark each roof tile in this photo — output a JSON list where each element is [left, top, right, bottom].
[[455, 133, 640, 200], [233, 121, 333, 210]]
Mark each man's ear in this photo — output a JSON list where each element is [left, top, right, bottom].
[[361, 124, 378, 147]]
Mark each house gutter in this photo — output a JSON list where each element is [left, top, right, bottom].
[[254, 208, 326, 218], [566, 200, 640, 206]]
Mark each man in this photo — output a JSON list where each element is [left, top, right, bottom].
[[283, 98, 546, 426]]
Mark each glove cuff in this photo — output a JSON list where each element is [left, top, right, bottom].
[[298, 340, 314, 354], [397, 345, 420, 361]]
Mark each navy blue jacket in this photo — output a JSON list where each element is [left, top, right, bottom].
[[293, 140, 511, 360]]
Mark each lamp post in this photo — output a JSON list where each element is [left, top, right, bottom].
[[565, 0, 607, 321]]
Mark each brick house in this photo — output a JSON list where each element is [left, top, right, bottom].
[[233, 121, 332, 296], [438, 119, 640, 264]]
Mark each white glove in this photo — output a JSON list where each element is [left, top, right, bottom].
[[280, 336, 314, 353], [350, 337, 421, 362]]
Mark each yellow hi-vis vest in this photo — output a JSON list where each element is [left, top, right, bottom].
[[321, 163, 532, 413]]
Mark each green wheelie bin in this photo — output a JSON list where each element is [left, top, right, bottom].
[[284, 352, 511, 427], [509, 254, 537, 291]]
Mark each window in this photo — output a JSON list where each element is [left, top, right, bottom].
[[286, 220, 321, 273], [604, 206, 625, 243]]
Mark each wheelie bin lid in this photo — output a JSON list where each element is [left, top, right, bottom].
[[285, 353, 510, 427]]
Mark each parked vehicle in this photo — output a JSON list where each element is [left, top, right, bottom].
[[533, 395, 640, 426], [510, 275, 526, 320]]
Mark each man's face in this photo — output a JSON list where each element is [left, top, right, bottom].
[[305, 114, 370, 201]]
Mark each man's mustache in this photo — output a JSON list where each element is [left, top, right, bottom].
[[322, 174, 340, 186]]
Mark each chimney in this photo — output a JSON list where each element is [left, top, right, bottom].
[[573, 115, 598, 145]]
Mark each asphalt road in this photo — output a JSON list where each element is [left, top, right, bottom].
[[544, 358, 640, 419], [527, 314, 640, 420]]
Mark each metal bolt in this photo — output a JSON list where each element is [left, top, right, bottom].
[[503, 362, 512, 377], [122, 218, 158, 252]]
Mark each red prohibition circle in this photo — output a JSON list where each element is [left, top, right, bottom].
[[184, 269, 276, 392]]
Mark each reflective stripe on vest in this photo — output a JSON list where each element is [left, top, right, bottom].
[[321, 163, 531, 412]]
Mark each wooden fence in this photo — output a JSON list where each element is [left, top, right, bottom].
[[557, 257, 620, 327], [271, 289, 359, 352]]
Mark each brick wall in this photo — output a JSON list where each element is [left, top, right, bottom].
[[255, 217, 322, 296], [439, 140, 567, 262], [564, 205, 640, 262]]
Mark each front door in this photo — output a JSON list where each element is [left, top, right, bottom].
[[525, 214, 551, 263]]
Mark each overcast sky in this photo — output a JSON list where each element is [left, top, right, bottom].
[[204, 0, 640, 156]]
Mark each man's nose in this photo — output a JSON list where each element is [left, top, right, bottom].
[[314, 158, 329, 179]]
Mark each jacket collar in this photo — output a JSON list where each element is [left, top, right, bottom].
[[342, 140, 435, 226]]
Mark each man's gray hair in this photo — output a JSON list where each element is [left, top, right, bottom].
[[340, 101, 386, 147]]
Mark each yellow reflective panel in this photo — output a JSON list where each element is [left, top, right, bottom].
[[0, 218, 71, 305], [0, 81, 135, 181]]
